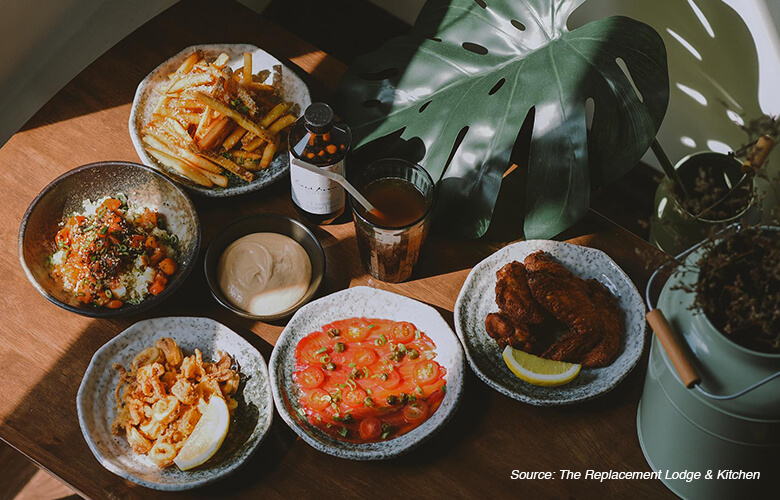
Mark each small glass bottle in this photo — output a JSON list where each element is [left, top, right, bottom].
[[289, 103, 351, 225]]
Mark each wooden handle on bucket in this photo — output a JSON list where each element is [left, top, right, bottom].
[[646, 309, 701, 388], [742, 135, 775, 176]]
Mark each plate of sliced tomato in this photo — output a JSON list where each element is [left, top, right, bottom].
[[269, 287, 465, 460]]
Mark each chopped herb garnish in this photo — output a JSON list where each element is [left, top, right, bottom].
[[415, 386, 424, 396], [381, 431, 390, 439], [414, 329, 421, 340], [339, 427, 349, 437], [374, 333, 387, 346], [367, 324, 376, 329], [315, 347, 328, 354], [348, 362, 356, 368]]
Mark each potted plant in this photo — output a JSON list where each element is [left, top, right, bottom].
[[337, 0, 670, 239]]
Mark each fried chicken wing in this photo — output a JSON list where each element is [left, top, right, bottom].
[[524, 252, 600, 337], [495, 261, 547, 325], [525, 251, 623, 368], [579, 279, 622, 367], [485, 312, 534, 351]]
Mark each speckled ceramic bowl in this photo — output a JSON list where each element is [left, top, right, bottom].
[[455, 240, 646, 405], [269, 286, 465, 460], [204, 213, 325, 322], [18, 161, 200, 318], [129, 44, 311, 197], [76, 317, 274, 490]]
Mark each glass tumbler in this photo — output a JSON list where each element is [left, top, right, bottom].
[[350, 159, 435, 283]]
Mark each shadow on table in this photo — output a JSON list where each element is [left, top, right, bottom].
[[17, 0, 343, 135]]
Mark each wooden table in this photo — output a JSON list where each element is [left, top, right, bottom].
[[0, 1, 673, 498]]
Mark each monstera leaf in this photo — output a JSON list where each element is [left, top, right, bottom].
[[337, 0, 669, 239]]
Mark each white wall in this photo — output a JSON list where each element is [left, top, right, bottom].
[[0, 0, 177, 147]]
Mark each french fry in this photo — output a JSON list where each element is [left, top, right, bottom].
[[176, 51, 201, 74], [198, 116, 231, 150], [163, 118, 195, 145], [268, 114, 296, 135], [230, 150, 263, 161], [144, 125, 187, 151], [144, 131, 222, 174], [260, 102, 292, 128], [142, 135, 176, 157], [167, 98, 206, 111], [243, 135, 264, 152], [194, 93, 275, 143], [153, 95, 170, 115], [243, 53, 252, 84], [195, 108, 212, 140], [242, 82, 275, 93], [260, 136, 279, 168], [146, 147, 213, 187], [153, 107, 201, 125], [198, 168, 228, 187], [222, 126, 248, 150], [168, 73, 212, 93], [212, 53, 230, 69], [202, 153, 255, 182]]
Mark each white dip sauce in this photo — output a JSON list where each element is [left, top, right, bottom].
[[217, 232, 312, 316]]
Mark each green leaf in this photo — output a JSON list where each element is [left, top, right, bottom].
[[337, 0, 669, 238]]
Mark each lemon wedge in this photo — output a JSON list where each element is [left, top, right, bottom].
[[173, 396, 229, 471], [501, 345, 581, 387]]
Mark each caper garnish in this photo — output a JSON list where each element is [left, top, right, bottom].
[[323, 362, 337, 371], [334, 342, 346, 353]]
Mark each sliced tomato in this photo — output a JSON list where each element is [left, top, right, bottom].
[[390, 321, 417, 343], [296, 367, 325, 389], [403, 400, 429, 424], [343, 388, 368, 408], [295, 331, 331, 364], [413, 360, 441, 386], [349, 347, 378, 368], [359, 417, 382, 440], [304, 388, 331, 411], [379, 368, 402, 390], [343, 319, 373, 342]]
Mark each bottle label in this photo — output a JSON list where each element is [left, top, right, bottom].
[[289, 154, 345, 214]]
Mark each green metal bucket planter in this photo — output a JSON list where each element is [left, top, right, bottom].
[[638, 237, 780, 499]]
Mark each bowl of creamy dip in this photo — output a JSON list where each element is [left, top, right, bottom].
[[204, 214, 325, 321]]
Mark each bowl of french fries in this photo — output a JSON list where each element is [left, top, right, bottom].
[[130, 44, 311, 197]]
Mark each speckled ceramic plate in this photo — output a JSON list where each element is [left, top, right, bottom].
[[76, 317, 274, 490], [129, 44, 311, 197], [455, 240, 646, 406], [269, 286, 465, 460]]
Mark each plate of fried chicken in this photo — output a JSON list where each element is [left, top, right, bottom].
[[455, 241, 646, 405]]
